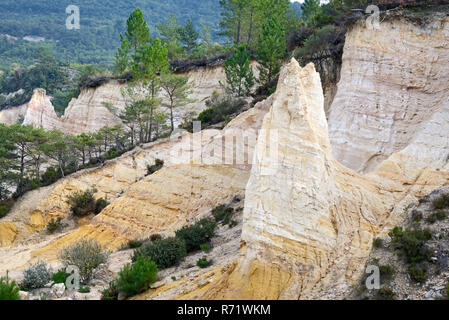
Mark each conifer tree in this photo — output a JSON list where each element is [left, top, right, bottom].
[[222, 44, 254, 97]]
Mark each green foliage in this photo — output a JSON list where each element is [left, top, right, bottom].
[[59, 239, 108, 284], [95, 198, 109, 215], [389, 227, 432, 264], [51, 269, 70, 286], [376, 287, 396, 300], [294, 25, 339, 62], [196, 257, 212, 268], [160, 74, 192, 132], [175, 218, 217, 253], [20, 261, 52, 291], [432, 193, 449, 209], [66, 188, 97, 217], [426, 210, 447, 224], [0, 200, 14, 219], [229, 220, 238, 228], [373, 238, 383, 249], [223, 44, 254, 97], [78, 285, 91, 293], [101, 280, 119, 301], [200, 244, 211, 252], [147, 159, 164, 175], [0, 272, 20, 300], [128, 239, 144, 249], [132, 237, 187, 269], [379, 265, 395, 279], [408, 264, 427, 283], [212, 205, 235, 225], [116, 256, 158, 298], [150, 234, 162, 242], [46, 217, 63, 234], [256, 15, 286, 86]]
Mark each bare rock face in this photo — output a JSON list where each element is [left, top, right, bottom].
[[0, 64, 252, 134], [328, 17, 449, 173], [199, 58, 449, 300]]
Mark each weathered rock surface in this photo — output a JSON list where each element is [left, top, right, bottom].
[[0, 64, 254, 134], [328, 16, 449, 173], [196, 58, 449, 300]]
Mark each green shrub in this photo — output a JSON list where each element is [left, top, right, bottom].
[[389, 226, 432, 264], [212, 205, 234, 225], [128, 239, 143, 249], [95, 198, 109, 214], [376, 287, 396, 300], [101, 280, 119, 300], [373, 238, 383, 249], [59, 239, 108, 284], [147, 159, 164, 175], [150, 234, 162, 242], [46, 217, 63, 233], [66, 188, 97, 217], [0, 200, 14, 218], [229, 220, 238, 228], [20, 261, 53, 291], [0, 272, 20, 300], [51, 269, 70, 287], [426, 210, 446, 224], [411, 210, 423, 222], [196, 257, 211, 269], [175, 218, 217, 253], [379, 265, 395, 280], [200, 243, 211, 252], [408, 264, 427, 283], [132, 237, 186, 269], [116, 256, 158, 298], [432, 194, 449, 209], [171, 276, 176, 281], [78, 286, 91, 293]]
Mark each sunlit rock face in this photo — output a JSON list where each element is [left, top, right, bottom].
[[198, 57, 449, 300], [0, 64, 247, 134], [328, 16, 449, 174]]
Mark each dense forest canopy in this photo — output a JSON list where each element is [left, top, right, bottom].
[[0, 0, 224, 70]]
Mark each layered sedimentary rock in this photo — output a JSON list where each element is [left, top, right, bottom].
[[0, 64, 242, 134], [0, 89, 269, 271], [198, 58, 449, 300], [328, 16, 449, 173]]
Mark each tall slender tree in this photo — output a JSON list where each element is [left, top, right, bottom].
[[222, 44, 254, 97]]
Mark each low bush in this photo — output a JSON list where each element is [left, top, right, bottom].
[[101, 280, 119, 301], [379, 265, 395, 280], [147, 159, 164, 176], [212, 205, 234, 225], [66, 188, 97, 217], [408, 264, 427, 283], [432, 193, 449, 209], [389, 227, 432, 264], [78, 286, 91, 293], [51, 269, 70, 287], [0, 272, 20, 300], [229, 220, 238, 228], [94, 198, 109, 214], [200, 244, 211, 252], [426, 210, 447, 224], [46, 217, 63, 233], [376, 287, 396, 300], [20, 261, 53, 291], [0, 199, 14, 218], [175, 218, 217, 253], [127, 239, 143, 249], [150, 234, 162, 242], [116, 257, 158, 298], [132, 237, 186, 269], [59, 239, 108, 284], [373, 238, 383, 249], [196, 257, 211, 269]]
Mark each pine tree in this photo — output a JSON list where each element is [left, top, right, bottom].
[[222, 44, 254, 97], [301, 0, 321, 27], [156, 15, 183, 59], [160, 74, 192, 132], [179, 19, 199, 54], [256, 15, 286, 87], [124, 8, 151, 55], [113, 35, 130, 75]]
